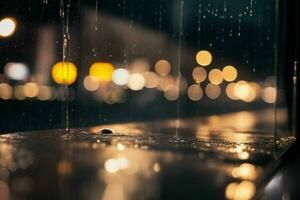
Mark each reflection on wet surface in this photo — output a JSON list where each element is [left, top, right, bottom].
[[0, 110, 295, 200]]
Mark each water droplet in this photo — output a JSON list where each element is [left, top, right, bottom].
[[250, 0, 253, 16], [95, 0, 99, 31], [101, 129, 114, 134]]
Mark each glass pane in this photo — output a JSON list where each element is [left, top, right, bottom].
[[0, 0, 296, 144]]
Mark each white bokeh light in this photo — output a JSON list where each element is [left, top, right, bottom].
[[112, 68, 129, 86], [0, 17, 16, 37], [4, 62, 29, 81], [127, 73, 145, 91]]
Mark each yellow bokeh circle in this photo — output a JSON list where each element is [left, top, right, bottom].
[[51, 62, 77, 85], [89, 62, 115, 82]]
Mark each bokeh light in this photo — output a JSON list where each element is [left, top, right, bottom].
[[208, 69, 223, 85], [14, 85, 26, 100], [192, 67, 207, 83], [231, 163, 257, 180], [238, 151, 250, 160], [205, 83, 221, 99], [153, 162, 161, 172], [83, 76, 100, 91], [164, 85, 179, 101], [127, 73, 145, 91], [225, 182, 238, 200], [52, 62, 77, 85], [234, 81, 250, 100], [262, 87, 276, 103], [112, 68, 129, 86], [129, 59, 149, 73], [0, 17, 16, 37], [57, 160, 72, 176], [158, 75, 175, 91], [104, 157, 129, 173], [144, 72, 159, 88], [196, 50, 212, 66], [226, 83, 238, 100], [225, 181, 256, 200], [0, 83, 13, 100], [24, 82, 39, 98], [155, 60, 171, 76], [4, 62, 29, 81], [89, 62, 114, 82], [187, 84, 203, 101], [243, 87, 256, 103], [223, 65, 238, 82], [37, 86, 52, 101]]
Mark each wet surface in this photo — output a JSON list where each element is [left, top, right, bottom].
[[0, 110, 296, 200]]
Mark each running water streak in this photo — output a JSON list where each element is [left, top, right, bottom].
[[61, 0, 71, 132], [122, 0, 128, 64], [95, 0, 98, 30], [175, 0, 184, 137]]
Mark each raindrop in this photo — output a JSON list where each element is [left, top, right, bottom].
[[176, 0, 184, 136], [197, 0, 202, 47], [101, 129, 114, 135], [60, 0, 72, 132], [238, 14, 242, 36], [250, 0, 253, 16], [224, 0, 227, 13], [60, 0, 65, 18], [95, 0, 98, 31]]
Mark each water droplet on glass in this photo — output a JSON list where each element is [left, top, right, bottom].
[[101, 129, 114, 135], [95, 0, 99, 31]]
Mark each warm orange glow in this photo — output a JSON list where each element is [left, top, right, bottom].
[[164, 85, 179, 101], [155, 60, 171, 76], [0, 83, 13, 100], [231, 163, 257, 180], [262, 87, 276, 103], [187, 84, 203, 101], [205, 83, 221, 99], [238, 152, 250, 160], [234, 81, 250, 100], [158, 75, 175, 91], [89, 62, 114, 82], [117, 143, 125, 151], [24, 82, 39, 98], [153, 162, 161, 172], [243, 87, 256, 103], [144, 72, 159, 88], [0, 17, 16, 37], [52, 62, 77, 85], [226, 83, 238, 100], [57, 160, 72, 175], [234, 181, 256, 200], [127, 73, 145, 91], [225, 182, 239, 200], [104, 157, 129, 173], [208, 69, 223, 85], [37, 86, 52, 100], [14, 85, 26, 100], [223, 65, 238, 82], [192, 67, 207, 83], [196, 50, 212, 66], [225, 181, 256, 200], [83, 76, 100, 91]]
